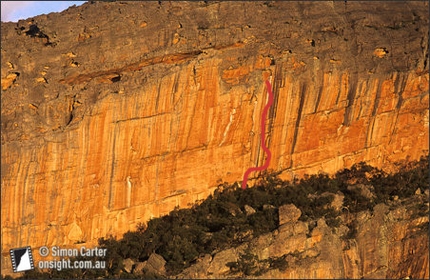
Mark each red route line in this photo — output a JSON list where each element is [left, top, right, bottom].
[[242, 80, 274, 189]]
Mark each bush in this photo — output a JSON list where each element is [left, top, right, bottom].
[[97, 158, 428, 276], [12, 157, 427, 278]]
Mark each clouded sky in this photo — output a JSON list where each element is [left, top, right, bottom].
[[1, 1, 86, 22]]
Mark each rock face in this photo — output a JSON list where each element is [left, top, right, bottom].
[[1, 1, 428, 275], [176, 196, 429, 279], [278, 204, 302, 225], [143, 253, 166, 276]]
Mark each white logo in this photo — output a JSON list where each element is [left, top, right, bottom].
[[9, 246, 35, 273]]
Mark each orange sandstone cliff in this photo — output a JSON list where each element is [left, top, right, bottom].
[[1, 1, 428, 276]]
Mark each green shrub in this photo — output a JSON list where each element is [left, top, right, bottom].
[[13, 157, 427, 278]]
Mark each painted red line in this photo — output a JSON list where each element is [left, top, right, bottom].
[[242, 80, 274, 189]]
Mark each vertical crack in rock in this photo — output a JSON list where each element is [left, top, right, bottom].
[[172, 106, 182, 151], [155, 79, 162, 113], [21, 158, 32, 226], [78, 122, 88, 205], [314, 72, 324, 113], [126, 176, 132, 208], [251, 82, 269, 169], [267, 63, 283, 149], [356, 82, 364, 119], [365, 79, 384, 148], [248, 97, 258, 157], [155, 159, 160, 203], [371, 79, 384, 117], [108, 123, 119, 210], [394, 72, 407, 110], [219, 108, 236, 147], [389, 73, 407, 144], [172, 70, 180, 97], [343, 71, 358, 126], [366, 115, 376, 149], [334, 79, 342, 106], [184, 91, 197, 151], [168, 110, 176, 151], [254, 112, 261, 168], [291, 83, 306, 155]]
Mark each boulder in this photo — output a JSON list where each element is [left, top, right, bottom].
[[144, 253, 166, 275], [347, 184, 375, 200], [244, 204, 256, 216], [207, 248, 238, 275], [133, 261, 146, 275], [122, 258, 135, 273], [263, 204, 276, 210], [176, 254, 212, 278], [331, 192, 344, 211], [279, 204, 302, 225]]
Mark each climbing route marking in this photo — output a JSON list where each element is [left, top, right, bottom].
[[242, 80, 274, 189]]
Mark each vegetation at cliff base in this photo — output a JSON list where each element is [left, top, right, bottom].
[[16, 157, 428, 279]]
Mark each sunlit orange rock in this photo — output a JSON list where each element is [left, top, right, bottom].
[[1, 1, 428, 276]]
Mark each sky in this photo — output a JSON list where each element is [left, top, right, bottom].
[[1, 1, 86, 22]]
